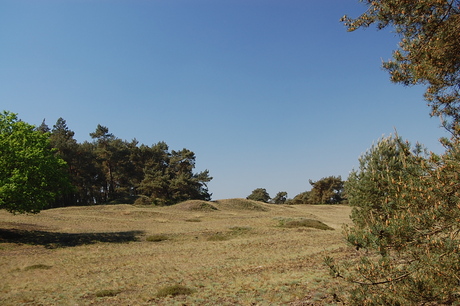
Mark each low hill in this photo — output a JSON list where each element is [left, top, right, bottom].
[[213, 198, 270, 211], [173, 200, 219, 211]]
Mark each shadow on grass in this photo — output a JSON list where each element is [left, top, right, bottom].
[[0, 228, 144, 248]]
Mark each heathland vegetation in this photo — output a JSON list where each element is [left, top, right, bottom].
[[1, 0, 459, 304], [0, 200, 351, 305]]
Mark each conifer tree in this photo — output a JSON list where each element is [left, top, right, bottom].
[[247, 188, 270, 203], [326, 135, 460, 304]]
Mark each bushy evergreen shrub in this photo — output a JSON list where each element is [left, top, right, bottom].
[[327, 135, 460, 305]]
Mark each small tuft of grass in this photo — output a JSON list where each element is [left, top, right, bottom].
[[156, 284, 194, 297], [146, 234, 169, 242], [23, 264, 52, 271], [94, 289, 122, 297], [207, 233, 229, 241], [229, 226, 252, 234], [277, 218, 334, 230], [185, 218, 202, 222]]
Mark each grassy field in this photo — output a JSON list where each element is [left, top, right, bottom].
[[0, 199, 353, 305]]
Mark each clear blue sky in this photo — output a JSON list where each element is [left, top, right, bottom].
[[0, 0, 449, 200]]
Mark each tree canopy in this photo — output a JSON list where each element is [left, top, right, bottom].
[[308, 176, 344, 204], [287, 176, 345, 204], [0, 111, 70, 213], [342, 0, 460, 134], [48, 121, 213, 207], [1, 113, 212, 212], [271, 191, 288, 204], [246, 188, 270, 203]]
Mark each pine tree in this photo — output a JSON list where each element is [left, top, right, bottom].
[[326, 135, 460, 304]]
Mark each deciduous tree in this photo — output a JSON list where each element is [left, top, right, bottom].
[[0, 111, 70, 213]]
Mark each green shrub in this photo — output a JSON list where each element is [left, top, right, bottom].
[[328, 135, 460, 305], [156, 284, 194, 297]]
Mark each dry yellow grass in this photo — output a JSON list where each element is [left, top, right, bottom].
[[0, 199, 353, 305]]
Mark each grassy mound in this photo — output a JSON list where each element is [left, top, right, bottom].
[[155, 284, 194, 297], [214, 198, 270, 212], [277, 218, 334, 230], [175, 200, 218, 211]]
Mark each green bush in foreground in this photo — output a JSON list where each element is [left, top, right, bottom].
[[327, 135, 460, 305]]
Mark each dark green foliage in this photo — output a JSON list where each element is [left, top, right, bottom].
[[139, 145, 212, 205], [246, 188, 270, 203], [0, 111, 71, 213], [287, 191, 311, 204], [288, 176, 344, 204], [46, 120, 212, 207], [1, 113, 212, 210], [271, 191, 288, 204], [133, 195, 152, 206], [308, 176, 344, 204], [329, 135, 460, 305], [156, 284, 194, 297]]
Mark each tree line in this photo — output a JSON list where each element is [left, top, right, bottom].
[[43, 118, 212, 207], [246, 175, 345, 205], [0, 112, 212, 213]]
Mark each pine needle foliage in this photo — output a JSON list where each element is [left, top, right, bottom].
[[327, 135, 460, 305]]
